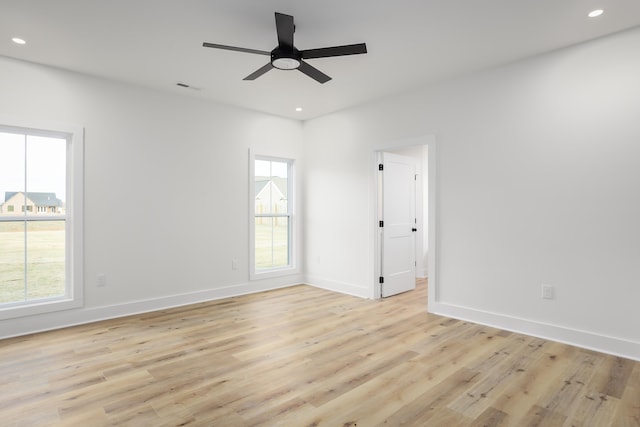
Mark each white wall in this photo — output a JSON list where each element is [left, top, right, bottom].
[[0, 55, 304, 337], [303, 27, 640, 360]]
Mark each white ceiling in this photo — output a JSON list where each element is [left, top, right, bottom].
[[2, 0, 640, 120]]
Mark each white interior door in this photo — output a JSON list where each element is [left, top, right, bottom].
[[380, 152, 416, 297]]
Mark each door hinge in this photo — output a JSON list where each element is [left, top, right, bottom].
[[379, 220, 384, 227], [379, 276, 384, 284], [415, 174, 417, 180], [378, 163, 383, 171]]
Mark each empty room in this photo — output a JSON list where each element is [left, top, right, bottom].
[[0, 1, 639, 426]]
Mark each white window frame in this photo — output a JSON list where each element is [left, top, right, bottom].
[[0, 118, 84, 320], [249, 150, 297, 280]]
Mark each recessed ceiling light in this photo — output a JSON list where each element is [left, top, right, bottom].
[[295, 107, 303, 112], [11, 37, 26, 45], [588, 9, 604, 18]]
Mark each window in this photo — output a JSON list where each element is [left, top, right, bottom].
[[250, 154, 295, 278], [0, 121, 83, 319]]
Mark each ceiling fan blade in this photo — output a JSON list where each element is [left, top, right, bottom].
[[298, 61, 331, 84], [202, 42, 270, 56], [243, 63, 274, 80], [275, 12, 295, 49], [301, 43, 368, 59]]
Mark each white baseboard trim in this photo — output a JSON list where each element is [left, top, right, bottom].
[[431, 301, 640, 362], [304, 275, 370, 299], [1, 276, 304, 340]]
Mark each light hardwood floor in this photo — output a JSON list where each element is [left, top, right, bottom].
[[1, 280, 638, 426]]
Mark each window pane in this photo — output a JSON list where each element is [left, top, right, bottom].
[[255, 177, 272, 215], [254, 159, 288, 215], [0, 132, 25, 215], [255, 217, 289, 269], [255, 159, 271, 214], [271, 161, 288, 214], [26, 220, 66, 300], [25, 136, 66, 216], [0, 221, 25, 303], [272, 216, 289, 267], [255, 159, 271, 176]]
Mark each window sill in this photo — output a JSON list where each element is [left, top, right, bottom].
[[0, 297, 82, 321], [250, 266, 298, 281]]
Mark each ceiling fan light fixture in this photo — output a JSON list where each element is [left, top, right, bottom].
[[272, 57, 300, 70], [271, 47, 302, 70]]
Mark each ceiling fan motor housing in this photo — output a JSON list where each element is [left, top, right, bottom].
[[271, 47, 302, 70]]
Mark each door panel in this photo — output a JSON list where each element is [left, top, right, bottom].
[[380, 152, 416, 297]]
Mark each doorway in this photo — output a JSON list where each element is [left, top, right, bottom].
[[373, 136, 436, 306]]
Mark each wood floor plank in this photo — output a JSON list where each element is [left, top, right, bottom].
[[490, 340, 576, 423], [611, 363, 640, 427], [590, 355, 635, 399], [56, 407, 110, 426], [518, 405, 568, 426], [447, 339, 537, 418], [0, 281, 637, 426], [536, 349, 606, 417], [373, 367, 482, 426], [562, 391, 619, 427], [420, 407, 472, 427], [299, 357, 451, 426], [469, 406, 509, 426], [302, 350, 419, 407]]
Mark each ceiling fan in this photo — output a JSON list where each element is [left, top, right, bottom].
[[202, 12, 367, 84]]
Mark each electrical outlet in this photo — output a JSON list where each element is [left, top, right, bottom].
[[541, 284, 554, 300], [97, 274, 107, 287], [232, 259, 239, 270]]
